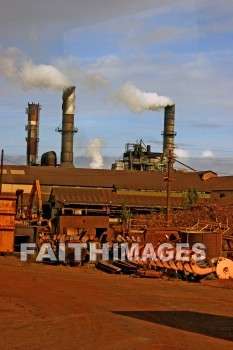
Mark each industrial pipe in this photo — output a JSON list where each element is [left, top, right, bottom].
[[25, 103, 41, 166], [162, 104, 176, 158], [56, 86, 77, 168]]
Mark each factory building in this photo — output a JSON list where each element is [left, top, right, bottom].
[[2, 164, 233, 215], [2, 86, 233, 218], [112, 105, 176, 171], [111, 140, 164, 171]]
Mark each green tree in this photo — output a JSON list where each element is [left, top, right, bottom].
[[119, 204, 133, 224], [187, 188, 199, 206]]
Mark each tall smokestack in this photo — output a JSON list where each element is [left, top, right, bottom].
[[56, 86, 77, 167], [162, 104, 176, 157], [25, 103, 41, 166]]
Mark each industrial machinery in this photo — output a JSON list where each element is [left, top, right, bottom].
[[26, 179, 43, 221], [112, 139, 164, 171], [115, 219, 233, 280], [15, 189, 24, 220], [112, 104, 176, 171], [14, 180, 51, 252]]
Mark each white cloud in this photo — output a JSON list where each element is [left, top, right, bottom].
[[122, 25, 199, 49], [201, 150, 215, 158], [0, 0, 175, 41]]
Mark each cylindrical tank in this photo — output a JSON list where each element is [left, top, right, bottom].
[[25, 103, 41, 165], [41, 151, 57, 167], [59, 87, 77, 167], [162, 104, 176, 157]]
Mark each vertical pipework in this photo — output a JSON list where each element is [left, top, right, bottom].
[[56, 86, 77, 167], [162, 104, 176, 158], [25, 103, 40, 166]]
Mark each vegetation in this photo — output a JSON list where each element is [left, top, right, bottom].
[[187, 187, 199, 206], [181, 188, 199, 209], [119, 204, 133, 223]]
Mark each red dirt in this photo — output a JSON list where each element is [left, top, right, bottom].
[[0, 256, 232, 350]]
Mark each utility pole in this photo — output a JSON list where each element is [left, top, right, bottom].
[[0, 149, 4, 195], [164, 149, 173, 227]]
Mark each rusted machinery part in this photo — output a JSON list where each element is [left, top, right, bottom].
[[155, 258, 164, 268], [183, 262, 194, 274], [148, 258, 156, 268], [167, 248, 178, 270], [168, 260, 179, 270], [148, 259, 157, 268], [138, 270, 162, 278], [138, 245, 145, 255], [134, 257, 148, 267], [151, 259, 162, 268], [175, 260, 184, 271], [161, 260, 172, 269], [156, 246, 175, 269], [180, 249, 194, 273], [189, 258, 216, 276], [216, 257, 233, 279], [152, 247, 164, 268]]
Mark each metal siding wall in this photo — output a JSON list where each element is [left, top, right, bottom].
[[0, 195, 16, 253]]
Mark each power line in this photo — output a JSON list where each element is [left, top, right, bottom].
[[3, 157, 233, 177], [3, 157, 23, 166], [1, 143, 233, 152]]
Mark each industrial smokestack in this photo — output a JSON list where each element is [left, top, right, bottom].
[[56, 86, 77, 167], [25, 103, 41, 165], [162, 104, 176, 158]]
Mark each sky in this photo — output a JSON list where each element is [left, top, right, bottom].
[[0, 0, 233, 174]]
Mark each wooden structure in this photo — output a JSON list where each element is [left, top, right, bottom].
[[0, 194, 16, 253]]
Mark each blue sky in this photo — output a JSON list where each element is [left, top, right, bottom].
[[0, 0, 233, 174]]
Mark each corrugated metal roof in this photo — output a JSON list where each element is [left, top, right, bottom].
[[22, 193, 50, 203], [50, 186, 184, 208], [113, 171, 210, 192], [2, 165, 233, 193], [203, 176, 233, 191], [2, 165, 207, 191]]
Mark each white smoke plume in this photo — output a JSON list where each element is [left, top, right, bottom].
[[85, 138, 104, 169], [174, 148, 189, 158], [201, 150, 215, 158], [54, 56, 109, 92], [119, 82, 174, 113], [0, 47, 72, 89]]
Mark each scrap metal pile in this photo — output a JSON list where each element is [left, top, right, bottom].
[[136, 204, 233, 229], [96, 223, 233, 280], [36, 213, 233, 280]]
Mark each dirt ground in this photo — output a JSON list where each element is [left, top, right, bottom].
[[0, 256, 232, 350]]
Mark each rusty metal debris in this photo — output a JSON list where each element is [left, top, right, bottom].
[[13, 189, 233, 281], [96, 261, 121, 274], [112, 260, 138, 274], [138, 270, 162, 278]]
